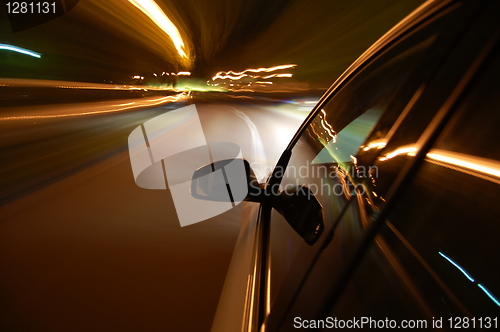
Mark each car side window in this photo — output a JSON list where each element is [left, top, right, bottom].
[[267, 1, 477, 312], [305, 35, 434, 171]]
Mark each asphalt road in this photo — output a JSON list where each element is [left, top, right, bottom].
[[0, 96, 311, 331]]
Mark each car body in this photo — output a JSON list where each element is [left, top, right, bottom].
[[210, 0, 500, 330]]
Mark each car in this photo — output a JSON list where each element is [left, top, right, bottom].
[[197, 0, 500, 330]]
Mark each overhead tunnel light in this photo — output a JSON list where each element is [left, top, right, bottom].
[[128, 0, 188, 59]]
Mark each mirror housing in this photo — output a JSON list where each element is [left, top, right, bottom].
[[191, 158, 263, 203], [191, 160, 324, 244]]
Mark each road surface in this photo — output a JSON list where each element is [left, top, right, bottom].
[[0, 95, 311, 331]]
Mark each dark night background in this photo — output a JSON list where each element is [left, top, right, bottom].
[[1, 1, 429, 331], [1, 0, 424, 87]]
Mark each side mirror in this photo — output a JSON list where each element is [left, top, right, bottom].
[[191, 160, 324, 245], [191, 158, 263, 203]]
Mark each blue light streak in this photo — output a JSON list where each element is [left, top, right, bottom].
[[478, 284, 500, 308], [439, 251, 500, 308], [438, 252, 475, 282], [0, 44, 41, 58]]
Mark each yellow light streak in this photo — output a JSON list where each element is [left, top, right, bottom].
[[128, 0, 187, 58], [426, 149, 500, 184], [228, 64, 297, 76], [362, 139, 387, 152], [378, 145, 417, 161], [261, 73, 293, 79], [377, 146, 500, 184], [212, 73, 248, 81], [320, 109, 336, 141], [0, 94, 188, 121], [0, 78, 180, 91], [266, 267, 271, 316], [212, 64, 296, 81]]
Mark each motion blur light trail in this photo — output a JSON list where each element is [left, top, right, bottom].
[[0, 93, 189, 121], [377, 144, 500, 184], [128, 0, 188, 59], [212, 64, 297, 81], [262, 73, 293, 79], [212, 73, 294, 81], [0, 44, 41, 58], [80, 0, 193, 70], [0, 78, 183, 91], [0, 0, 423, 85], [439, 252, 500, 307]]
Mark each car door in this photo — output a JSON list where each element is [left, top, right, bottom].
[[337, 16, 500, 325], [258, 0, 494, 330]]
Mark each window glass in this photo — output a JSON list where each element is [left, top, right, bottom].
[[263, 3, 494, 328], [304, 35, 435, 172], [312, 108, 383, 166], [267, 5, 469, 310]]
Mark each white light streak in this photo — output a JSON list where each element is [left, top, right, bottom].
[[128, 0, 188, 58], [0, 44, 41, 58]]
